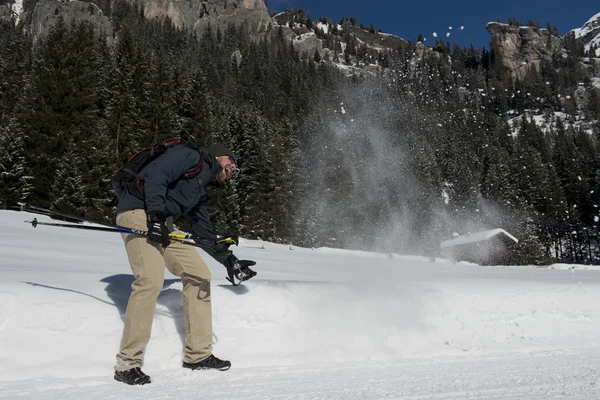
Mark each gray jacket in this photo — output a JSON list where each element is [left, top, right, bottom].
[[116, 145, 228, 262]]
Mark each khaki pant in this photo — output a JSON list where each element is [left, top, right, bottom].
[[115, 209, 212, 371]]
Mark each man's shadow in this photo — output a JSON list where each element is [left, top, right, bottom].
[[100, 274, 185, 346]]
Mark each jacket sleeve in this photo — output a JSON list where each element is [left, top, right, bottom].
[[141, 147, 201, 215], [187, 200, 231, 264]]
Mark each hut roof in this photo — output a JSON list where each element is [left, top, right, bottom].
[[440, 229, 518, 249]]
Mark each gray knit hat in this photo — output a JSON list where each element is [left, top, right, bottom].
[[207, 144, 238, 165]]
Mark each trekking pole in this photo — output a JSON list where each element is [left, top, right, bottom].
[[24, 218, 249, 285], [21, 205, 240, 244], [21, 204, 112, 226], [21, 205, 193, 240], [25, 218, 193, 243]]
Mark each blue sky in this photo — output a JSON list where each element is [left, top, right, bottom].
[[268, 0, 599, 49]]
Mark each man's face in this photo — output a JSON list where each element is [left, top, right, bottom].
[[216, 155, 237, 183]]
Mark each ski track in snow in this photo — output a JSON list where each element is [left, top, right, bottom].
[[1, 211, 600, 399]]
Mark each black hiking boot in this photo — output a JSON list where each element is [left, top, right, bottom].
[[182, 354, 231, 371], [114, 367, 151, 385]]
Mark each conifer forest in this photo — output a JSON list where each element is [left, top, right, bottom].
[[1, 4, 599, 264]]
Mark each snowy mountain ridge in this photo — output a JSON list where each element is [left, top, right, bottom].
[[572, 12, 600, 56]]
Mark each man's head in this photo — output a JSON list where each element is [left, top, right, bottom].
[[207, 144, 237, 183]]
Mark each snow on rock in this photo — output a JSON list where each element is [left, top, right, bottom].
[[316, 21, 329, 34], [10, 0, 24, 25], [378, 32, 401, 39], [572, 12, 600, 56], [291, 32, 322, 59], [507, 110, 593, 137], [573, 12, 600, 39]]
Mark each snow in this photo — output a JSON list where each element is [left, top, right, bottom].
[[378, 32, 401, 39], [507, 111, 590, 138], [292, 32, 316, 44], [440, 228, 518, 248], [589, 38, 600, 57], [549, 263, 600, 271], [573, 12, 600, 39], [316, 22, 329, 35], [572, 12, 600, 56], [10, 0, 24, 25], [1, 210, 600, 399], [442, 182, 451, 204]]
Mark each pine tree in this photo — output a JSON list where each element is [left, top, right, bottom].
[[517, 214, 552, 265], [51, 139, 86, 215], [0, 122, 33, 204], [0, 21, 31, 130], [107, 25, 144, 163], [16, 19, 107, 208]]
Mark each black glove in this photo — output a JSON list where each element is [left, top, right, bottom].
[[146, 211, 170, 248], [216, 235, 239, 247], [224, 254, 257, 285]]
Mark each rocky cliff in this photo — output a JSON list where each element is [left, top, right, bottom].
[[133, 0, 271, 37], [10, 0, 598, 83], [272, 11, 408, 76], [486, 22, 561, 81], [4, 0, 271, 44], [0, 0, 24, 24], [29, 0, 112, 44]]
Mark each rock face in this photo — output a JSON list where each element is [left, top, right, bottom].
[[11, 0, 270, 45], [0, 0, 23, 24], [0, 4, 12, 22], [30, 0, 112, 44], [133, 0, 271, 37], [487, 22, 561, 81], [292, 32, 322, 58]]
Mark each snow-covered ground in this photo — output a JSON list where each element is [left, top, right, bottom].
[[507, 110, 596, 137], [1, 210, 599, 399]]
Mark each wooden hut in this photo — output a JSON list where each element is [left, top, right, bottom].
[[440, 229, 519, 265]]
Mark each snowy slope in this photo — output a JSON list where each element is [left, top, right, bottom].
[[572, 12, 600, 56], [1, 210, 600, 399]]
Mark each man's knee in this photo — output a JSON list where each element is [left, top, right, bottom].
[[181, 273, 211, 300], [132, 276, 164, 297]]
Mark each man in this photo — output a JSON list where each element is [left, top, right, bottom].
[[113, 143, 257, 386]]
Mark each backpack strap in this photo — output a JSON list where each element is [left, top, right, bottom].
[[122, 168, 141, 180], [183, 158, 205, 179]]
